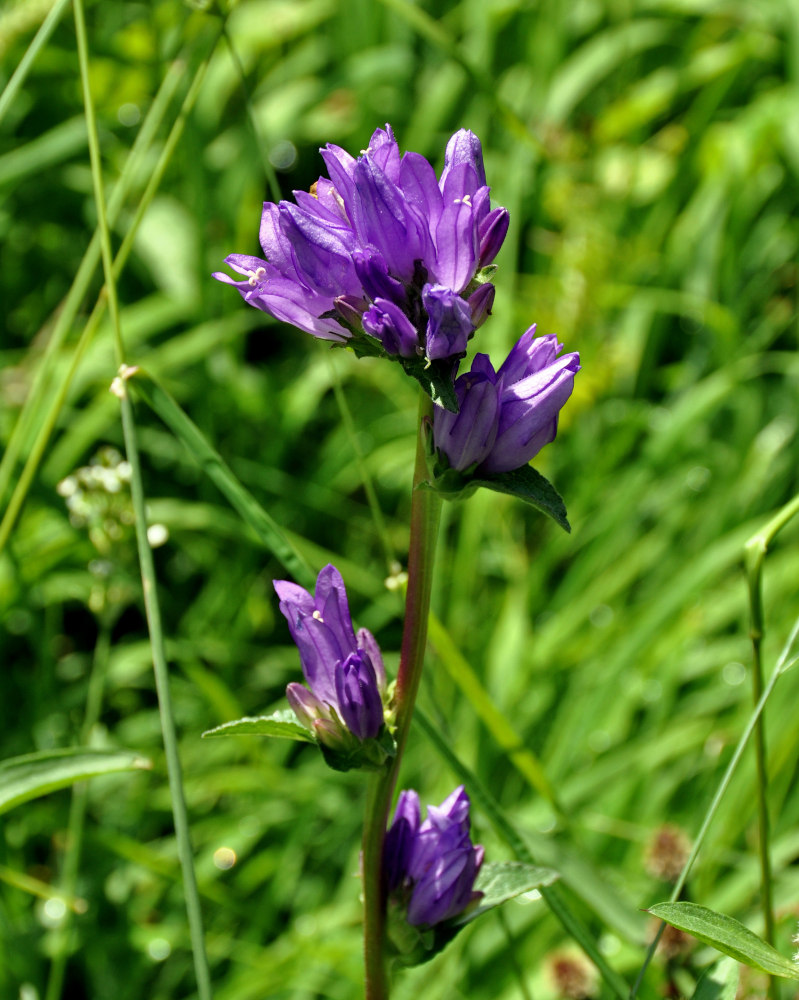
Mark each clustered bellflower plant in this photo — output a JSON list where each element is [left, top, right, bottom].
[[209, 124, 579, 997]]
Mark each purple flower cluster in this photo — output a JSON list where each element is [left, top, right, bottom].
[[274, 565, 385, 744], [213, 126, 508, 362], [385, 785, 483, 927], [433, 328, 581, 474]]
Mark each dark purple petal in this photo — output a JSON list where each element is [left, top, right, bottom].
[[334, 650, 383, 739], [478, 206, 509, 266], [406, 847, 471, 926], [434, 198, 479, 292], [433, 363, 500, 471], [423, 284, 473, 361], [351, 157, 427, 282], [279, 203, 360, 297], [399, 151, 443, 230], [441, 162, 483, 205], [320, 143, 358, 214], [362, 298, 419, 357], [467, 282, 495, 328], [356, 627, 387, 694], [315, 564, 357, 653], [440, 129, 486, 189], [352, 248, 406, 305], [481, 340, 580, 474], [384, 790, 421, 891], [434, 784, 471, 826]]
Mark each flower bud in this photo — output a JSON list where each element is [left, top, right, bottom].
[[362, 298, 419, 357], [286, 682, 330, 728], [466, 282, 495, 328], [423, 284, 474, 361]]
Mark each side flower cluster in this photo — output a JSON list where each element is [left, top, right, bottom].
[[433, 327, 580, 475], [214, 125, 508, 365], [384, 785, 483, 927], [274, 564, 390, 767]]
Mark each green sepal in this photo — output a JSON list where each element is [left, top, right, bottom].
[[397, 355, 459, 412], [318, 725, 397, 773], [201, 711, 315, 743], [422, 440, 570, 532], [389, 862, 559, 967], [648, 902, 799, 981], [330, 326, 460, 412]]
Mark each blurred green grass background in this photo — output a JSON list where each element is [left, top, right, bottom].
[[2, 0, 799, 997]]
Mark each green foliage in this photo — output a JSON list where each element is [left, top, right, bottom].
[[649, 902, 799, 980], [2, 0, 799, 998], [0, 748, 151, 815]]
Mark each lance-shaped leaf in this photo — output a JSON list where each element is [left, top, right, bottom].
[[471, 466, 570, 531], [0, 748, 151, 816], [648, 902, 799, 980], [202, 711, 315, 743]]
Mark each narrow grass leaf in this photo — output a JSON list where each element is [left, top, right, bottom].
[[130, 369, 315, 589], [648, 902, 799, 980], [0, 748, 150, 816]]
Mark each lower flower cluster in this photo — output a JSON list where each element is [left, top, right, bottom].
[[384, 785, 483, 927]]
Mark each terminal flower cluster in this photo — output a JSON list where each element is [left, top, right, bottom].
[[384, 785, 483, 927], [214, 126, 508, 364], [274, 565, 386, 752]]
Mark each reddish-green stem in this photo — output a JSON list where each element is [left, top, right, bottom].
[[362, 392, 442, 1000]]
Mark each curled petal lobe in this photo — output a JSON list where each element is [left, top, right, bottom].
[[478, 206, 509, 267], [434, 198, 479, 292], [356, 627, 387, 694]]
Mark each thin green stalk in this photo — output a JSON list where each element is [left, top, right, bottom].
[[73, 2, 212, 995], [630, 609, 799, 1000], [45, 616, 113, 1000], [362, 392, 442, 1000], [0, 0, 72, 124], [743, 494, 799, 1000], [0, 33, 219, 554]]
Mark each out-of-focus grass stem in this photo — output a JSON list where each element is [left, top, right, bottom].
[[73, 1, 213, 995], [743, 493, 799, 1000], [45, 616, 113, 1000], [0, 0, 72, 124]]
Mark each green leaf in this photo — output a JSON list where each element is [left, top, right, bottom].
[[472, 466, 570, 532], [691, 958, 740, 1000], [201, 711, 315, 743], [0, 748, 151, 816], [455, 861, 560, 924], [648, 902, 799, 980]]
